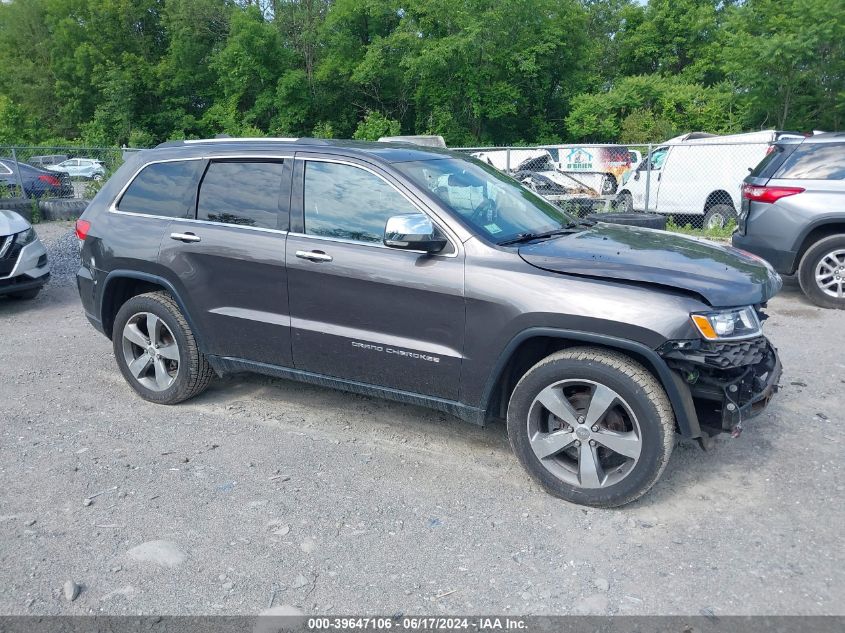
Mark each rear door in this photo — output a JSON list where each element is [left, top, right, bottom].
[[286, 153, 465, 400], [158, 158, 294, 367]]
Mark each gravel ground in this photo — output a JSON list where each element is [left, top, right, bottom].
[[0, 221, 842, 616]]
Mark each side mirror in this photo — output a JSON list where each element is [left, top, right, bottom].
[[384, 214, 447, 254]]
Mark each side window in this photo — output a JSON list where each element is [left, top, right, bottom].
[[647, 148, 668, 170], [197, 161, 286, 229], [774, 143, 845, 180], [117, 160, 203, 218], [304, 161, 421, 244], [0, 161, 12, 175]]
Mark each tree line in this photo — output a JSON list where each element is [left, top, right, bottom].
[[0, 0, 841, 148]]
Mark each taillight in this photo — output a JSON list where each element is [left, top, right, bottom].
[[741, 184, 805, 204], [75, 219, 91, 240], [38, 174, 61, 187]]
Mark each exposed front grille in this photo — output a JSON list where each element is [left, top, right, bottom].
[[0, 233, 23, 276], [701, 338, 769, 369], [660, 336, 770, 370]]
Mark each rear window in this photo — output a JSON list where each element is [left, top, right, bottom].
[[117, 160, 203, 218], [749, 145, 790, 179], [197, 161, 286, 229], [774, 142, 845, 180]]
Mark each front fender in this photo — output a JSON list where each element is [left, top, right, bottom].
[[479, 327, 702, 439]]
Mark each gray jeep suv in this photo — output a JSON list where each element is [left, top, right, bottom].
[[733, 132, 845, 309], [76, 138, 782, 507]]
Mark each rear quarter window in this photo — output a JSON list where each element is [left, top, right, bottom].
[[774, 142, 845, 180], [117, 160, 204, 218]]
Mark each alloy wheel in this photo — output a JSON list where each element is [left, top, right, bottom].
[[706, 212, 725, 230], [527, 380, 642, 489], [121, 312, 180, 391], [815, 248, 845, 299]]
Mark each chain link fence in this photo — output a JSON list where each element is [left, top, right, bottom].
[[0, 146, 141, 201], [453, 136, 785, 236], [2, 139, 781, 234]]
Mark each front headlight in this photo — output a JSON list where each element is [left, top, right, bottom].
[[690, 306, 762, 341], [15, 227, 36, 246]]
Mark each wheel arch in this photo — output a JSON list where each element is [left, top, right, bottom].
[[101, 270, 203, 350], [480, 328, 701, 439], [704, 189, 736, 212], [794, 219, 845, 267]]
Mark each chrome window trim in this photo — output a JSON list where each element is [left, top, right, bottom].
[[109, 209, 290, 236], [108, 155, 294, 234], [296, 156, 461, 258], [0, 162, 13, 175]]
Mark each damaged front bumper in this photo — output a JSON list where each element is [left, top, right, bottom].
[[659, 336, 782, 436]]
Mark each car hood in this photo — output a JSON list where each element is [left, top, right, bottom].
[[0, 209, 30, 236], [518, 224, 782, 307]]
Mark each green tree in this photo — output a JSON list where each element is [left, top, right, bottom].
[[352, 110, 400, 140], [721, 0, 845, 131], [566, 74, 744, 142]]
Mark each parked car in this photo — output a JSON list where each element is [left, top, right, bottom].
[[0, 209, 50, 299], [76, 138, 782, 507], [0, 157, 74, 198], [545, 145, 641, 195], [47, 157, 106, 181], [617, 130, 805, 229], [733, 132, 845, 309], [29, 154, 69, 169], [472, 148, 602, 213]]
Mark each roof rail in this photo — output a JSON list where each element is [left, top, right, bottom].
[[153, 136, 342, 149]]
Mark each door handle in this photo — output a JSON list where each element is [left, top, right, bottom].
[[170, 232, 201, 243], [295, 250, 333, 263]]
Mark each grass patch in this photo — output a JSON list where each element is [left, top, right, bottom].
[[666, 217, 736, 240]]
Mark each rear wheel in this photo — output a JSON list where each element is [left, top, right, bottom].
[[600, 174, 617, 195], [112, 291, 213, 404], [507, 347, 675, 507], [615, 191, 633, 213], [798, 234, 845, 309], [703, 204, 737, 230]]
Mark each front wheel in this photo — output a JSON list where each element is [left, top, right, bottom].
[[507, 347, 675, 507], [798, 234, 845, 309], [112, 291, 213, 404]]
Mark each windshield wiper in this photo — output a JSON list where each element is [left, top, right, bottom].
[[497, 220, 594, 246]]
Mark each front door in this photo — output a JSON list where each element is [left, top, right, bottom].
[[158, 158, 294, 367], [630, 146, 668, 211], [286, 154, 465, 401]]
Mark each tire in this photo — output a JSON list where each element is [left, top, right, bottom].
[[798, 234, 845, 309], [507, 347, 675, 507], [600, 174, 617, 195], [586, 211, 666, 230], [703, 204, 737, 230], [39, 199, 89, 221], [8, 287, 40, 300], [112, 291, 213, 404], [0, 198, 37, 222], [614, 191, 633, 213]]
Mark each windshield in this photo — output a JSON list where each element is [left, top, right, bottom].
[[394, 157, 575, 243]]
